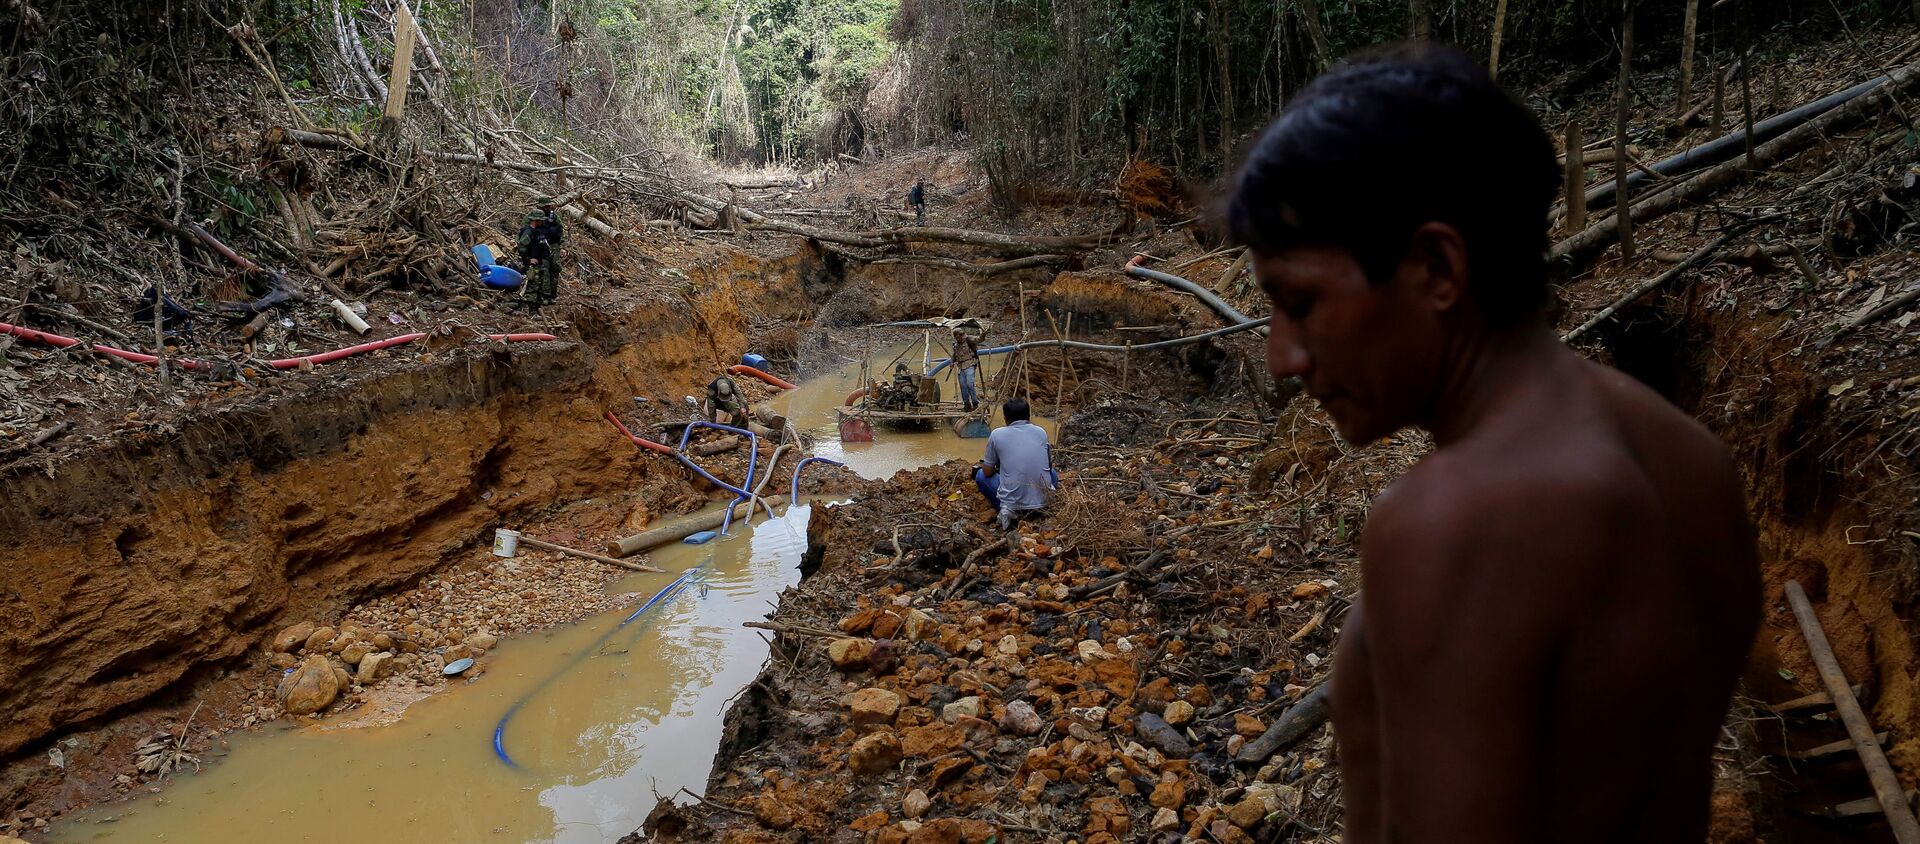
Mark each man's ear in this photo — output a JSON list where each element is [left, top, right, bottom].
[[1404, 222, 1469, 313]]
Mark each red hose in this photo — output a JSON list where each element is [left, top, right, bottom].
[[604, 411, 676, 454], [727, 364, 797, 391], [2, 322, 217, 370], [844, 387, 868, 406], [269, 332, 427, 368], [1, 322, 556, 373]]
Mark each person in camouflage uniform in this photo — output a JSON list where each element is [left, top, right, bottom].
[[516, 199, 565, 312]]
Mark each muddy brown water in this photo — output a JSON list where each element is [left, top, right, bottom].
[[52, 346, 1045, 844]]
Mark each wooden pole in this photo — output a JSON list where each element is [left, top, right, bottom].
[[516, 535, 663, 572], [1711, 62, 1726, 131], [1615, 0, 1637, 260], [381, 0, 418, 137], [1489, 0, 1510, 80], [1677, 0, 1700, 121], [1740, 59, 1757, 168], [1784, 581, 1920, 844], [1737, 3, 1755, 167], [1564, 122, 1588, 232]]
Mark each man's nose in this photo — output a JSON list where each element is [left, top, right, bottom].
[[1267, 323, 1310, 379]]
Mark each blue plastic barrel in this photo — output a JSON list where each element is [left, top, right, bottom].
[[472, 244, 498, 269], [684, 530, 718, 545], [481, 265, 525, 289], [740, 353, 770, 371]]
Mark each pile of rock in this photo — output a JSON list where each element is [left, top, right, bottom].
[[264, 619, 497, 716], [655, 455, 1350, 844]]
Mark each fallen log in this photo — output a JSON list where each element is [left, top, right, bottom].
[[868, 254, 1067, 275], [1552, 56, 1920, 267], [605, 496, 790, 557], [678, 191, 1106, 256], [691, 435, 741, 456], [1236, 682, 1332, 764]]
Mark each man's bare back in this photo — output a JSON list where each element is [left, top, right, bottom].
[[1333, 335, 1759, 842], [1226, 47, 1761, 841]]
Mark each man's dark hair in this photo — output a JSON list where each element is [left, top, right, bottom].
[[1227, 45, 1559, 323], [1002, 396, 1031, 423]]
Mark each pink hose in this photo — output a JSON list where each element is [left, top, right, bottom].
[[604, 411, 676, 454], [727, 364, 797, 391], [0, 322, 556, 372]]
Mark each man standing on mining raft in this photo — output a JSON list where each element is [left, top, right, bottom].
[[516, 198, 565, 313], [1227, 46, 1759, 842], [952, 326, 983, 411]]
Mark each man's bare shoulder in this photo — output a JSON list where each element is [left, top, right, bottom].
[[1363, 432, 1659, 627]]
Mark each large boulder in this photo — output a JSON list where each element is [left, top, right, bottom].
[[355, 651, 395, 685], [278, 655, 340, 715], [270, 622, 317, 653]]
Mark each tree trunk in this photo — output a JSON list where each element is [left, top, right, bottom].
[[1298, 0, 1332, 69], [1712, 61, 1726, 130], [1489, 0, 1510, 80], [1564, 122, 1587, 231], [1741, 60, 1757, 167], [1676, 0, 1699, 121], [1411, 0, 1433, 40], [1614, 0, 1636, 260]]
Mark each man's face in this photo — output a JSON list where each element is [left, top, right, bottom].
[[1253, 242, 1450, 444]]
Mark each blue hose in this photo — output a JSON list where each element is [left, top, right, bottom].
[[673, 421, 760, 535], [790, 456, 845, 503], [491, 564, 705, 768]]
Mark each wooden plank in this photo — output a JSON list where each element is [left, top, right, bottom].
[[1787, 731, 1888, 761], [1833, 791, 1920, 819], [1768, 685, 1866, 715], [382, 1, 418, 129]]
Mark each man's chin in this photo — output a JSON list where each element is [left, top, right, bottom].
[[1324, 408, 1392, 448]]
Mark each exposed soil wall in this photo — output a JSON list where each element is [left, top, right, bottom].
[[0, 246, 816, 763], [1593, 282, 1920, 795]]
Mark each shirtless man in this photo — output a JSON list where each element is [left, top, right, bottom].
[[1226, 46, 1760, 842]]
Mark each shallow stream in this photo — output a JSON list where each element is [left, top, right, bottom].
[[52, 346, 1039, 843]]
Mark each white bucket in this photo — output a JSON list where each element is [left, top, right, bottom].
[[492, 528, 521, 558]]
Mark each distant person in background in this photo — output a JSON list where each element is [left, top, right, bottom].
[[974, 397, 1056, 531], [908, 178, 927, 226], [516, 198, 565, 313], [952, 327, 983, 411]]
